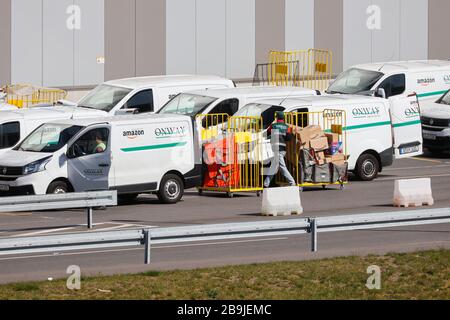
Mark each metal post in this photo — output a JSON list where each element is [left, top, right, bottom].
[[310, 218, 318, 252], [87, 207, 93, 229], [144, 229, 151, 265]]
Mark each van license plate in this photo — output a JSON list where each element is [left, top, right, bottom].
[[423, 133, 436, 140], [0, 185, 10, 191], [400, 146, 420, 155]]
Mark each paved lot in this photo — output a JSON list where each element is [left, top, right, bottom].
[[0, 152, 449, 284]]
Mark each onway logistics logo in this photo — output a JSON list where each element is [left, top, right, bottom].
[[155, 126, 187, 138], [352, 106, 381, 118]]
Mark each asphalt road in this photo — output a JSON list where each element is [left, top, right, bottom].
[[0, 152, 449, 284]]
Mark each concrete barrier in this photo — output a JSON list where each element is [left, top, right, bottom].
[[262, 186, 303, 216], [393, 178, 434, 208]]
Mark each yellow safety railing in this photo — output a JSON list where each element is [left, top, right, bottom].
[[3, 84, 67, 108], [268, 49, 333, 91], [198, 115, 263, 197], [279, 109, 347, 188]]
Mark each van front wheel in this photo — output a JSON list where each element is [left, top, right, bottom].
[[47, 181, 70, 194], [157, 174, 184, 204], [355, 154, 380, 181]]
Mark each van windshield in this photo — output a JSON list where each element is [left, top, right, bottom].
[[438, 90, 450, 105], [327, 68, 384, 94], [234, 104, 285, 129], [158, 93, 217, 116], [78, 84, 132, 112], [17, 124, 83, 153]]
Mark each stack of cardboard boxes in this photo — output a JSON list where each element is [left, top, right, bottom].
[[289, 125, 348, 184]]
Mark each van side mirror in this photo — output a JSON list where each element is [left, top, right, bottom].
[[376, 88, 386, 99]]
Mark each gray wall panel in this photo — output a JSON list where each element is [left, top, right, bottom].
[[428, 0, 450, 60], [74, 0, 105, 86], [196, 0, 226, 76], [285, 0, 314, 50], [105, 0, 136, 81], [226, 0, 255, 79], [255, 0, 285, 64], [399, 0, 428, 61], [343, 0, 371, 70], [11, 0, 43, 85], [315, 0, 343, 73], [371, 0, 400, 63], [166, 0, 196, 74], [43, 0, 74, 87], [0, 0, 11, 86], [136, 0, 165, 76]]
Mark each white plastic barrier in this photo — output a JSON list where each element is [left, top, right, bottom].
[[262, 186, 303, 216], [393, 178, 434, 208]]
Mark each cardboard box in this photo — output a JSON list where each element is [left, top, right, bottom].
[[305, 125, 325, 140], [329, 153, 345, 162], [331, 124, 343, 135], [309, 137, 329, 152], [326, 133, 339, 145]]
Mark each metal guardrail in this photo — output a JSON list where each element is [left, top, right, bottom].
[[0, 207, 449, 264], [0, 191, 118, 229]]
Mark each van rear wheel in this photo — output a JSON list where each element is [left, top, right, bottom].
[[47, 181, 70, 194], [157, 174, 184, 204], [355, 154, 380, 181]]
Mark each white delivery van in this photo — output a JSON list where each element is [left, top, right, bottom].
[[235, 94, 423, 181], [157, 86, 319, 118], [420, 88, 450, 154], [0, 114, 197, 203], [327, 60, 450, 101], [0, 75, 234, 156], [66, 75, 235, 114]]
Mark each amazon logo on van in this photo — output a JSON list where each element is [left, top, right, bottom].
[[417, 78, 435, 86], [352, 106, 380, 118], [155, 126, 186, 138], [123, 129, 145, 139]]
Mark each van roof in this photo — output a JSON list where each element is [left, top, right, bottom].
[[0, 107, 77, 122], [253, 94, 385, 109], [105, 75, 233, 90], [186, 86, 317, 99], [355, 60, 450, 74], [46, 114, 192, 128]]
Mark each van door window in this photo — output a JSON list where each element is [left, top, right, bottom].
[[0, 122, 20, 149], [378, 74, 406, 98], [124, 89, 154, 113], [209, 99, 239, 117], [68, 128, 110, 159], [205, 99, 239, 126]]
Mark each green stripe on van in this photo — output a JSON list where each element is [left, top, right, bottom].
[[323, 119, 419, 132], [392, 120, 422, 128], [121, 142, 187, 153], [344, 121, 391, 131], [417, 90, 447, 98]]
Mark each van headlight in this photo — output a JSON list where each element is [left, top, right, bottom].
[[23, 157, 52, 175]]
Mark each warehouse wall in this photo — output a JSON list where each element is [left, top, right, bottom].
[[315, 0, 343, 74], [12, 0, 104, 87], [343, 0, 428, 70], [0, 0, 11, 86], [428, 0, 450, 60], [6, 0, 447, 88]]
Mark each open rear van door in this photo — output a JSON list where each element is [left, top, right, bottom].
[[389, 94, 423, 159]]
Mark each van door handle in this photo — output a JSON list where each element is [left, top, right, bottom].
[[99, 163, 110, 168]]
